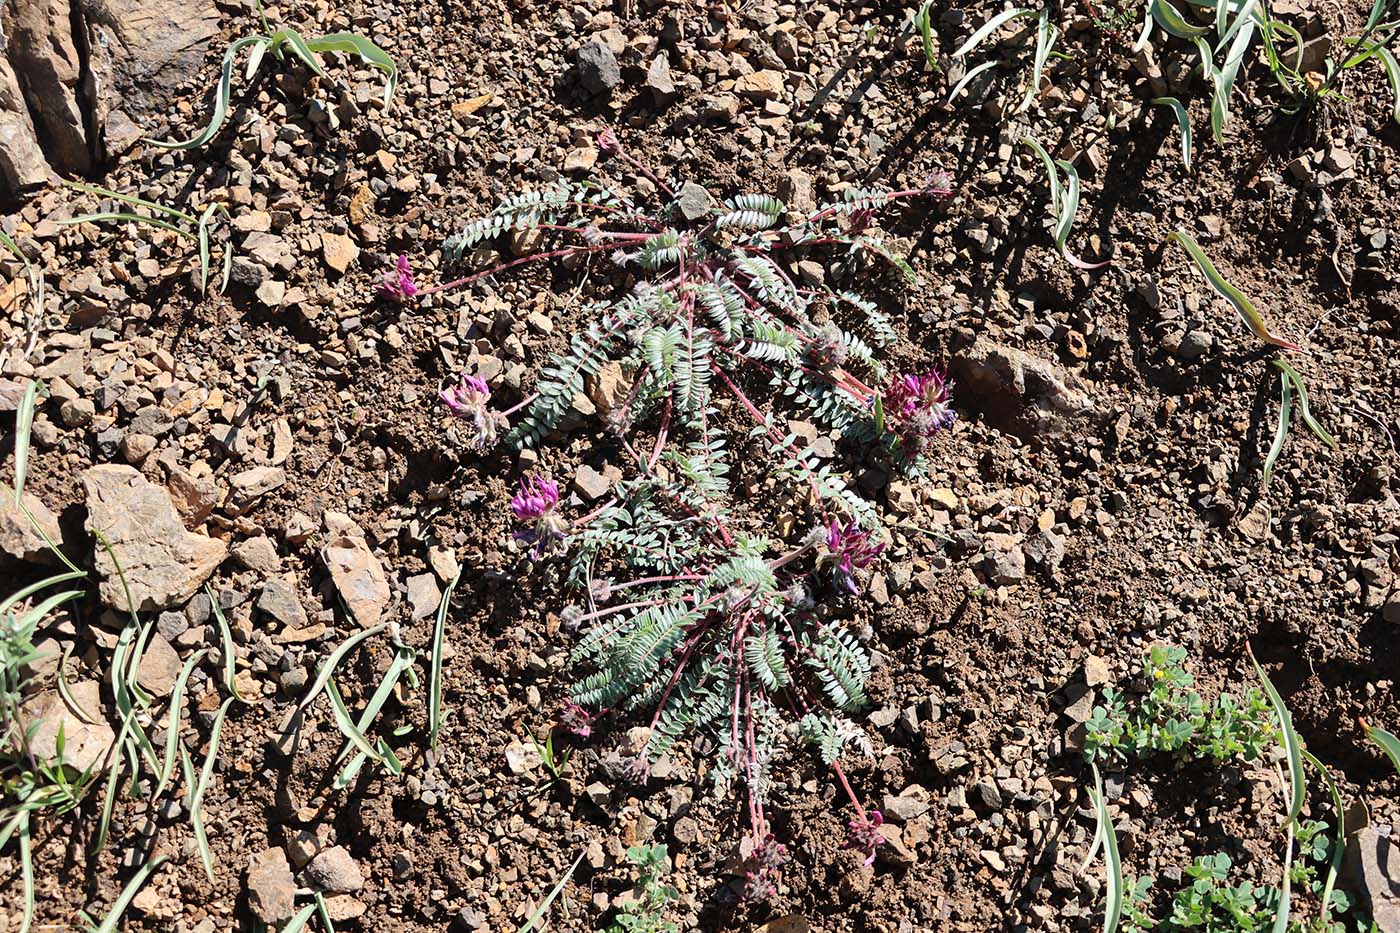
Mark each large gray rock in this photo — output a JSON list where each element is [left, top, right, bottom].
[[322, 535, 390, 628], [0, 56, 49, 191], [83, 465, 227, 612], [0, 0, 220, 195]]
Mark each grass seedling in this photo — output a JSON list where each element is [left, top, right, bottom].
[[1360, 717, 1400, 776], [78, 854, 169, 933], [1083, 762, 1124, 933], [58, 182, 233, 295], [429, 567, 462, 748], [912, 1, 941, 72], [1152, 96, 1194, 170], [330, 633, 417, 788], [1262, 358, 1338, 485], [0, 229, 45, 366], [1023, 137, 1112, 269], [530, 730, 573, 789], [148, 2, 396, 151], [1167, 231, 1298, 349], [516, 849, 585, 933]]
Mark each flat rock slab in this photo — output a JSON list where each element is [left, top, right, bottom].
[[84, 464, 227, 612], [22, 680, 114, 772], [322, 535, 390, 628], [246, 847, 296, 924], [0, 490, 63, 564]]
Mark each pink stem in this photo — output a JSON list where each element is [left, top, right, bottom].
[[421, 244, 611, 296]]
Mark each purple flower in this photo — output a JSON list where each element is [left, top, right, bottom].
[[845, 810, 885, 867], [560, 700, 593, 739], [596, 128, 621, 155], [741, 835, 789, 902], [511, 475, 568, 559], [439, 375, 502, 451], [378, 254, 418, 302], [821, 521, 885, 595], [880, 369, 957, 459]]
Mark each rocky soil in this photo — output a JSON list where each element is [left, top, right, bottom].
[[1, 0, 1399, 930]]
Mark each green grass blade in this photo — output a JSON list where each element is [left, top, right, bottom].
[[282, 903, 318, 933], [1274, 820, 1293, 933], [59, 212, 193, 239], [1054, 158, 1110, 269], [1248, 645, 1304, 827], [190, 696, 234, 882], [1152, 0, 1211, 37], [316, 892, 338, 933], [306, 32, 399, 105], [147, 36, 263, 150], [947, 59, 1002, 102], [197, 204, 217, 294], [297, 623, 387, 712], [61, 181, 197, 223], [92, 854, 169, 933], [516, 849, 585, 933], [154, 648, 208, 799], [326, 678, 387, 783], [1018, 9, 1059, 112], [430, 566, 463, 748], [1262, 369, 1291, 484], [13, 375, 40, 497], [0, 229, 44, 325], [244, 37, 269, 81], [1273, 359, 1338, 449], [272, 28, 327, 76], [0, 569, 85, 617], [1088, 763, 1123, 933], [1167, 231, 1299, 349], [207, 586, 245, 702], [1022, 137, 1062, 210], [915, 1, 938, 68], [1151, 96, 1193, 170], [57, 644, 102, 725], [953, 7, 1033, 58], [1366, 45, 1400, 122], [1303, 750, 1346, 926], [1361, 718, 1400, 775]]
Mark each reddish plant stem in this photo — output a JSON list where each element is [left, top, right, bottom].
[[421, 243, 611, 295]]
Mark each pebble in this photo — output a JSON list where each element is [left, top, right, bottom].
[[576, 40, 620, 94], [305, 846, 364, 894]]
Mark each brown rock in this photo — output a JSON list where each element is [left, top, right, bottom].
[[3, 0, 90, 174], [322, 536, 390, 628], [734, 69, 785, 100], [0, 56, 49, 190], [305, 846, 364, 893], [0, 491, 63, 564], [247, 847, 296, 924], [953, 338, 1100, 436], [136, 632, 182, 697], [1347, 827, 1400, 931], [84, 464, 227, 611], [22, 681, 114, 772], [321, 232, 360, 274], [167, 465, 221, 527]]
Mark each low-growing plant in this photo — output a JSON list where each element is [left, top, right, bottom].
[[417, 131, 964, 894], [1263, 359, 1339, 485], [1084, 646, 1274, 764], [606, 844, 680, 933], [59, 182, 233, 295], [1023, 136, 1113, 269], [149, 2, 396, 151], [0, 230, 45, 370]]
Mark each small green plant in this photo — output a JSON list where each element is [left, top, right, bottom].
[[1263, 359, 1339, 485], [149, 3, 396, 151], [531, 729, 573, 788], [606, 844, 680, 933], [1084, 646, 1274, 764], [1167, 231, 1297, 350], [1023, 137, 1112, 269], [59, 182, 233, 295]]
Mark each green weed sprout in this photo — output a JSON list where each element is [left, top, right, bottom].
[[58, 182, 233, 295], [1023, 137, 1112, 269]]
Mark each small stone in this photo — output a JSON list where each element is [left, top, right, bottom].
[[247, 847, 296, 924], [573, 463, 615, 501], [505, 739, 543, 774], [778, 169, 815, 213], [405, 572, 441, 621], [1083, 655, 1111, 687], [734, 69, 785, 100], [576, 41, 621, 94], [137, 633, 183, 697], [644, 54, 676, 104], [972, 779, 1003, 810], [21, 681, 114, 771], [233, 536, 281, 574], [255, 280, 286, 308], [982, 547, 1025, 585], [322, 536, 391, 628], [120, 433, 157, 463], [1175, 330, 1213, 360], [167, 466, 221, 527], [306, 846, 364, 894], [881, 786, 930, 822], [226, 466, 286, 515], [0, 491, 63, 564], [257, 577, 309, 629], [321, 233, 360, 274], [59, 397, 95, 427], [676, 181, 714, 222]]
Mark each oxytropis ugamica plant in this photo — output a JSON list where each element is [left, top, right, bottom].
[[412, 130, 959, 898]]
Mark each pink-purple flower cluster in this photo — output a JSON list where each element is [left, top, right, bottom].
[[845, 810, 885, 867], [822, 520, 885, 595], [742, 833, 790, 902], [511, 475, 568, 559], [378, 254, 418, 302], [559, 700, 593, 739], [439, 374, 502, 451], [881, 369, 957, 459]]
